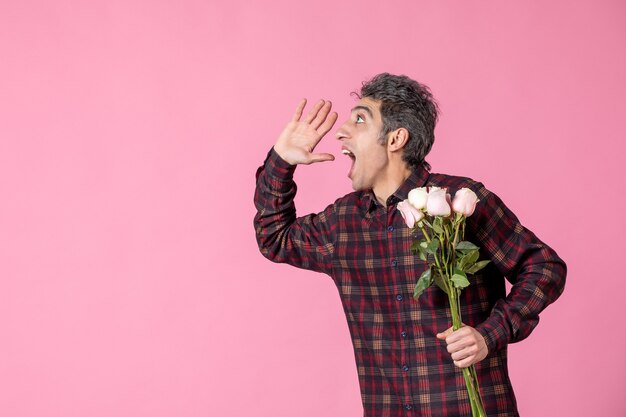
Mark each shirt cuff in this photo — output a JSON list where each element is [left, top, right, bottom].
[[263, 147, 296, 180], [475, 313, 510, 354]]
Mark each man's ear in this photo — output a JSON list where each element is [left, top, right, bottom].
[[387, 128, 410, 152]]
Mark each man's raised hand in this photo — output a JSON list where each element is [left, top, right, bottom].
[[273, 99, 338, 166]]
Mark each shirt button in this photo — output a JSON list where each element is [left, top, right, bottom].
[[404, 404, 413, 410], [391, 259, 398, 267], [388, 226, 394, 232], [402, 365, 410, 372], [396, 294, 404, 301], [401, 331, 408, 338]]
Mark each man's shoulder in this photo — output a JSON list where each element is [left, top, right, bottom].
[[322, 189, 372, 215], [332, 189, 369, 207]]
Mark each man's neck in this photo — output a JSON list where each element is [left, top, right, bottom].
[[373, 163, 413, 207]]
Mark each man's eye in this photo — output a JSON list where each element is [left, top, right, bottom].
[[356, 115, 364, 124]]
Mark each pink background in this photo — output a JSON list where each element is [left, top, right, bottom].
[[1, 1, 625, 416]]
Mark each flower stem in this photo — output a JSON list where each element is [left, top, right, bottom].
[[420, 225, 445, 275], [446, 280, 486, 417], [419, 214, 486, 415]]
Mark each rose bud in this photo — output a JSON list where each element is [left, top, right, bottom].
[[397, 200, 425, 228], [408, 187, 429, 210], [426, 187, 451, 217], [452, 188, 479, 217]]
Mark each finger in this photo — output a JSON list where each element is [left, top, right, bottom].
[[307, 112, 338, 152], [292, 98, 307, 122], [446, 335, 474, 353], [317, 111, 338, 137], [307, 153, 335, 164], [436, 327, 453, 340], [311, 100, 332, 130], [453, 348, 479, 369], [451, 346, 475, 361], [454, 357, 475, 369], [447, 340, 465, 354], [445, 326, 470, 344], [304, 100, 326, 124], [446, 332, 475, 352]]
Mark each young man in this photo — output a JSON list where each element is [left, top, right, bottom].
[[253, 73, 566, 416]]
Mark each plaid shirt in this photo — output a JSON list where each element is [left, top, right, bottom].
[[254, 148, 566, 417]]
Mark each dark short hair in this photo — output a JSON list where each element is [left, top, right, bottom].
[[355, 73, 439, 171]]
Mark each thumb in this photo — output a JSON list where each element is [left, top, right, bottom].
[[308, 153, 335, 164], [436, 327, 454, 340]]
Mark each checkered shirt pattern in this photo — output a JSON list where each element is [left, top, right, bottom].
[[254, 148, 566, 417]]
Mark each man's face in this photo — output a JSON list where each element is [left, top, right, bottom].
[[336, 97, 389, 191]]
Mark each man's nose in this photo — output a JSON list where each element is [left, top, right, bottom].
[[335, 122, 349, 140]]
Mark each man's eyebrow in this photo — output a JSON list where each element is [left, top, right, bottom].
[[351, 105, 374, 118]]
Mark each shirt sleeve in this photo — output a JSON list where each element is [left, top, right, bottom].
[[468, 183, 567, 353], [253, 147, 336, 276]]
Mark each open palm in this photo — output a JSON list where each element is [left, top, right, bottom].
[[274, 99, 338, 165]]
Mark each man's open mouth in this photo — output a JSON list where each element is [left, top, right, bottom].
[[341, 149, 355, 159], [342, 149, 356, 178]]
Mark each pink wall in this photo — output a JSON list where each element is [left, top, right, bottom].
[[1, 1, 624, 416]]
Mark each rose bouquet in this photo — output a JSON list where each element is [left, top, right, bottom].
[[397, 187, 489, 417]]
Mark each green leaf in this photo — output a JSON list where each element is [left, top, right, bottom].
[[418, 251, 427, 261], [414, 268, 432, 299], [432, 272, 449, 295], [456, 241, 479, 252], [410, 240, 420, 254], [456, 249, 477, 271], [451, 271, 470, 289], [462, 250, 480, 270], [425, 238, 440, 255], [432, 219, 443, 234], [466, 259, 491, 274], [455, 251, 467, 267]]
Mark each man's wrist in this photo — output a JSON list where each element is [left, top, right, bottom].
[[475, 315, 509, 354], [272, 145, 296, 166], [263, 147, 297, 181]]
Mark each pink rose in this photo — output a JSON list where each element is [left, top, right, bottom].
[[397, 200, 425, 228], [452, 188, 479, 217], [407, 187, 429, 210], [426, 187, 451, 217]]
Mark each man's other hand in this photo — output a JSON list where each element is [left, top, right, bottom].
[[436, 325, 488, 368], [273, 99, 338, 165]]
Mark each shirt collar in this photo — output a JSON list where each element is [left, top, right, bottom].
[[361, 163, 431, 213]]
